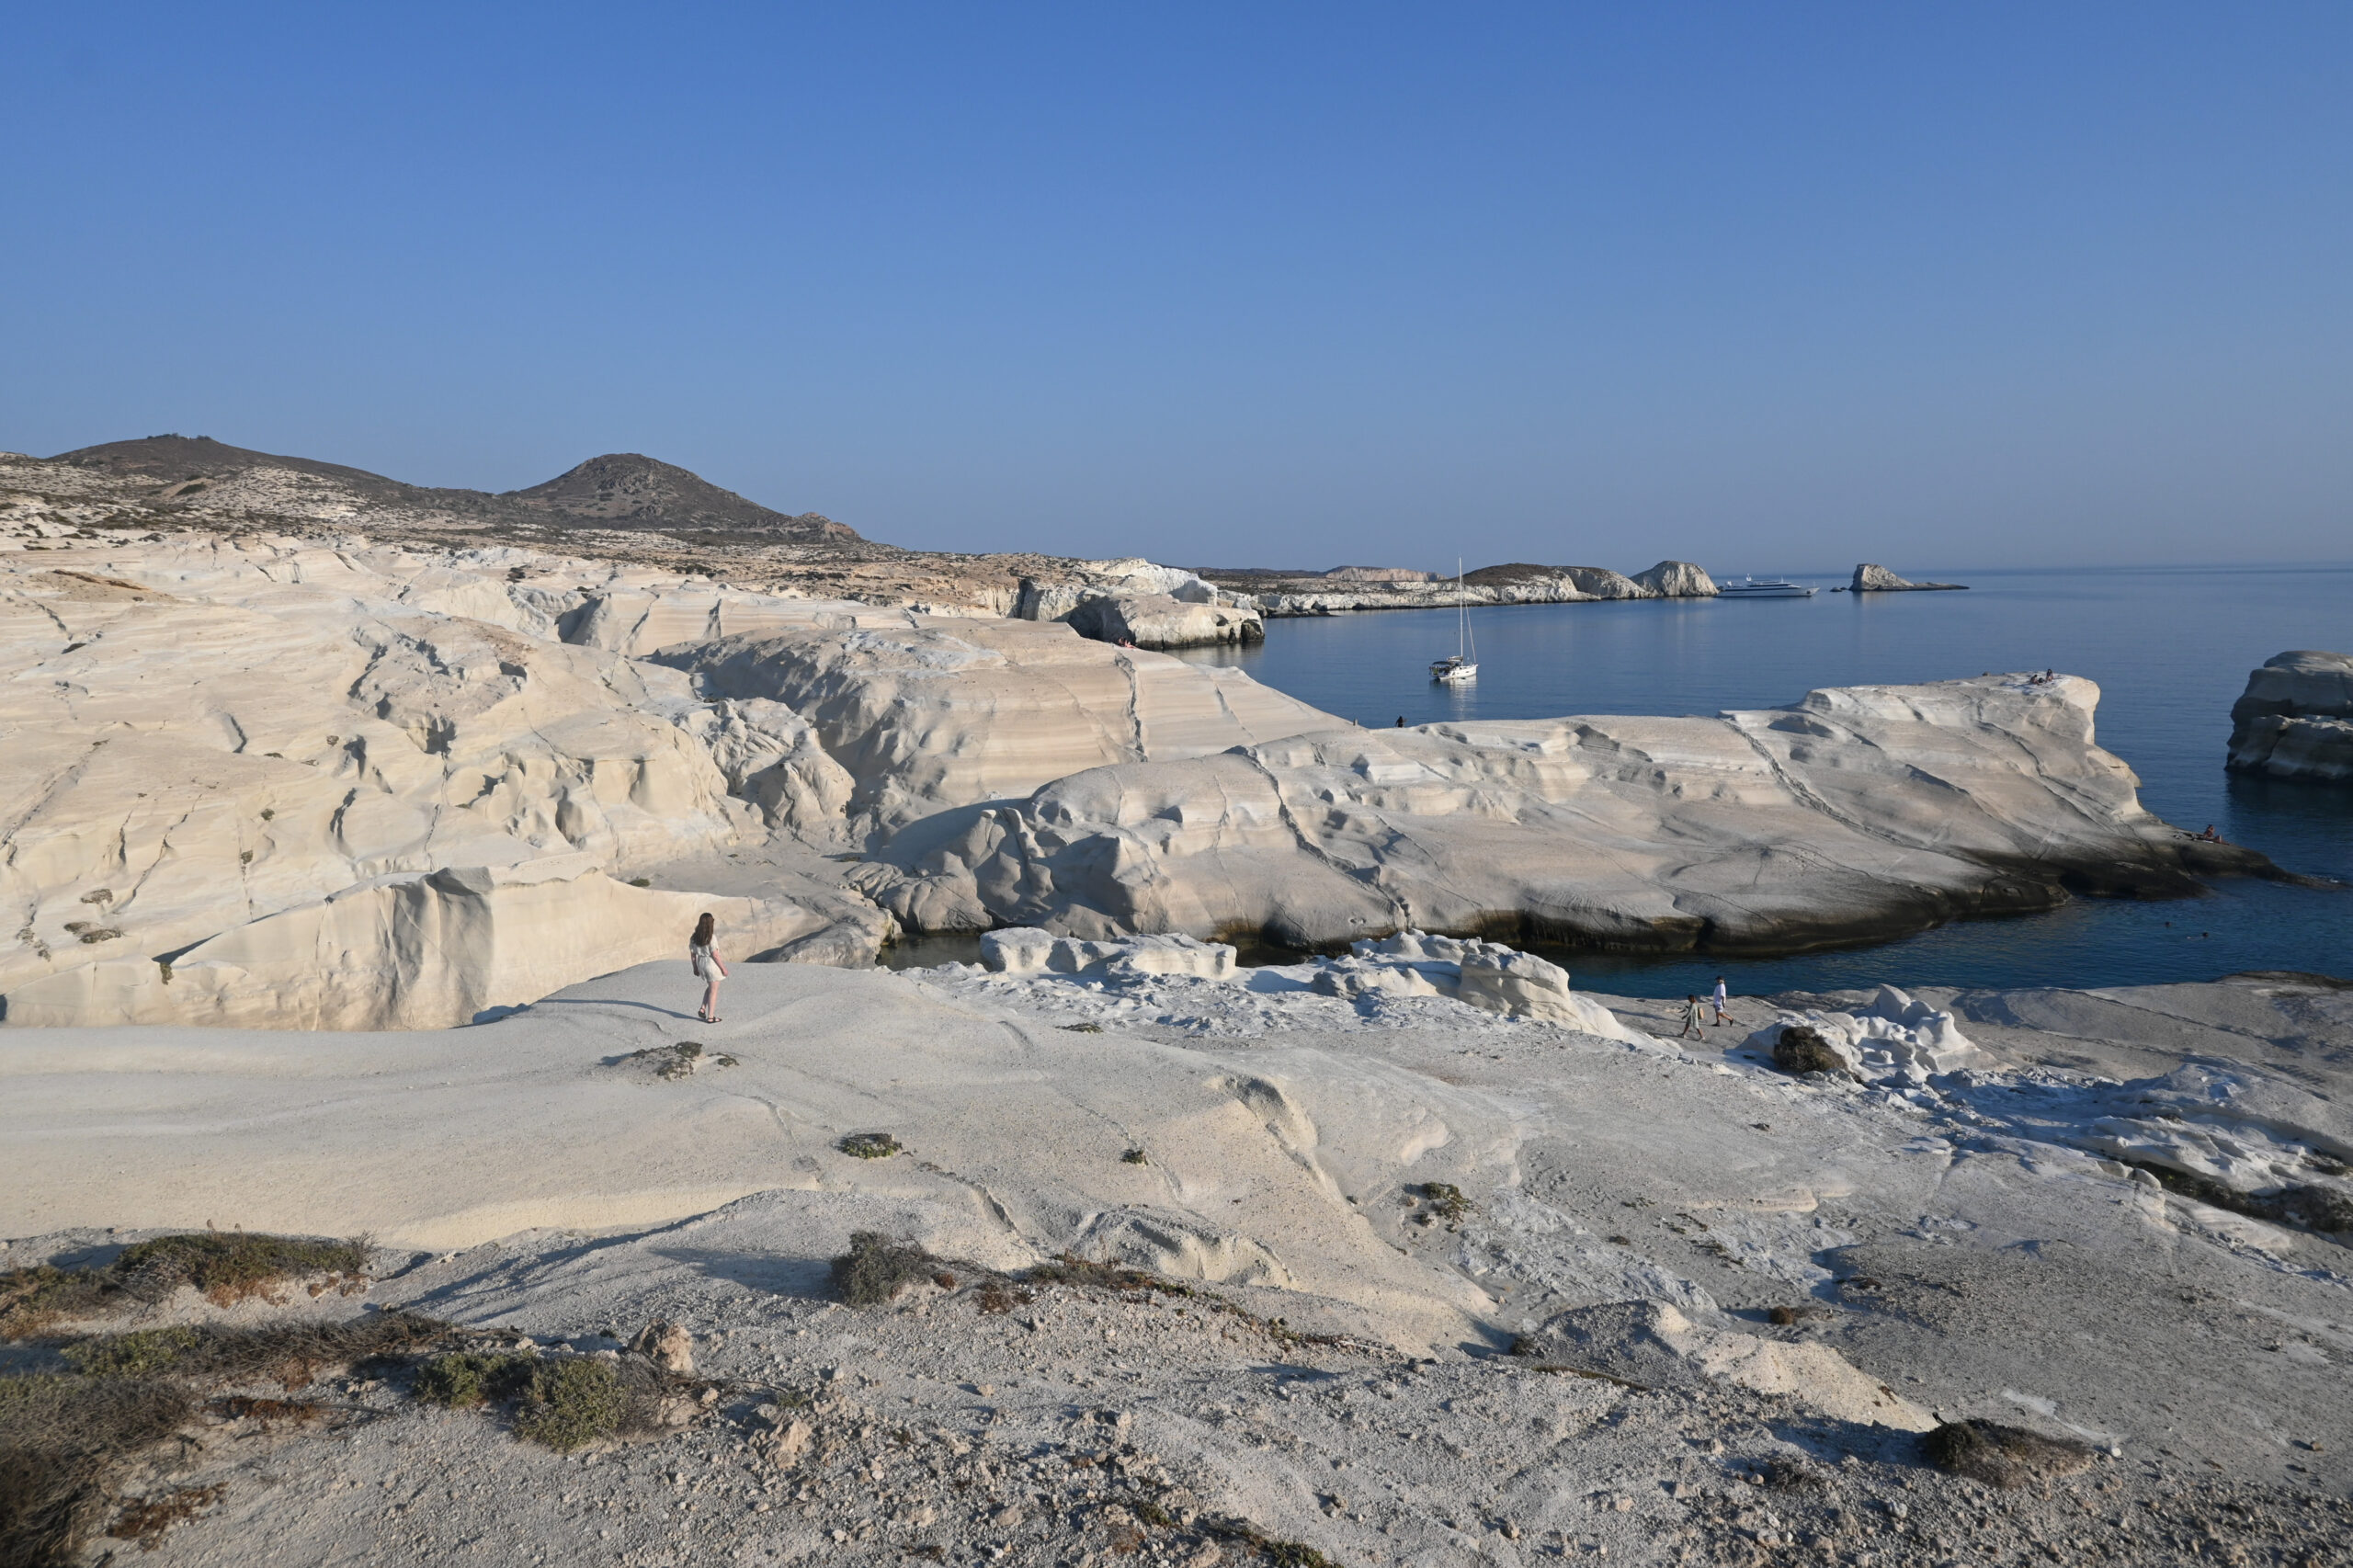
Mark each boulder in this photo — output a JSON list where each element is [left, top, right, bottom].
[[1063, 592, 1262, 649], [1631, 561, 1717, 597], [1770, 1024, 1860, 1079], [979, 926, 1237, 981], [2227, 651, 2353, 782]]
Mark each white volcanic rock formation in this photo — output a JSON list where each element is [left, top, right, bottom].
[[654, 617, 1336, 837], [2, 854, 840, 1030], [0, 531, 892, 1027], [1319, 564, 1434, 583], [1063, 591, 1259, 649], [1742, 984, 1979, 1085], [972, 926, 1645, 1042], [1012, 558, 1264, 649], [1851, 562, 1967, 591], [2228, 650, 2353, 782], [870, 675, 2273, 949], [1631, 559, 1719, 597]]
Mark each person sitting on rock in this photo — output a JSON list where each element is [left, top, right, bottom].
[[690, 911, 728, 1023], [1679, 995, 1706, 1040]]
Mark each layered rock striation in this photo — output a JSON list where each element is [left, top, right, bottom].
[[867, 674, 2273, 949], [2228, 650, 2353, 783], [653, 616, 1335, 840]]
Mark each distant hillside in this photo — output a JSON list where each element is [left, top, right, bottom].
[[57, 434, 416, 499], [507, 453, 858, 542], [48, 435, 870, 546]]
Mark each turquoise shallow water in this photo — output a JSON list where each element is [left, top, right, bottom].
[[1171, 564, 2353, 997]]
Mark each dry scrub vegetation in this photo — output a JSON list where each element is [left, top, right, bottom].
[[0, 1232, 713, 1565]]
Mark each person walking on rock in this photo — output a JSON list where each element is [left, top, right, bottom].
[[1679, 994, 1706, 1040], [690, 912, 727, 1023], [1711, 976, 1731, 1027]]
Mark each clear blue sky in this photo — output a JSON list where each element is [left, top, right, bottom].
[[5, 4, 2347, 571]]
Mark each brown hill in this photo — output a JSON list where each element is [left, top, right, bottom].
[[507, 454, 858, 543], [48, 436, 868, 546]]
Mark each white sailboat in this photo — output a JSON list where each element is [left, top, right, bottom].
[[1430, 558, 1478, 684]]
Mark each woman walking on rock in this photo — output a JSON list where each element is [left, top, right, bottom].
[[690, 912, 727, 1023], [1679, 994, 1706, 1040]]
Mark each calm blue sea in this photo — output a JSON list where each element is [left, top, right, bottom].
[[1171, 564, 2353, 996]]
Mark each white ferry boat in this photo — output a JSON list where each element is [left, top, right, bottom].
[[1716, 576, 1817, 599]]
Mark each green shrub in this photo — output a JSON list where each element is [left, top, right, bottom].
[[831, 1233, 938, 1306], [61, 1328, 200, 1379], [112, 1232, 369, 1306], [836, 1131, 901, 1159], [413, 1350, 537, 1409], [512, 1358, 625, 1451], [0, 1267, 114, 1338]]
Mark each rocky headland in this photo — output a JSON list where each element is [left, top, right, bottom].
[[0, 446, 2286, 1030], [1846, 564, 1967, 593], [2228, 649, 2353, 783]]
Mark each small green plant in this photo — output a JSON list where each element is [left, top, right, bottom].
[[1120, 1148, 1149, 1165], [836, 1131, 901, 1160], [512, 1358, 626, 1451], [629, 877, 651, 888], [1415, 1182, 1471, 1223], [63, 1327, 202, 1378], [258, 808, 274, 821], [156, 959, 174, 984], [831, 1232, 938, 1306], [413, 1350, 537, 1408]]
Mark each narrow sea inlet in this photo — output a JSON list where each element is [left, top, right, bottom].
[[1176, 562, 2353, 995]]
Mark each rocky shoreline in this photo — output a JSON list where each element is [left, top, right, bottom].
[[0, 480, 2292, 1031]]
